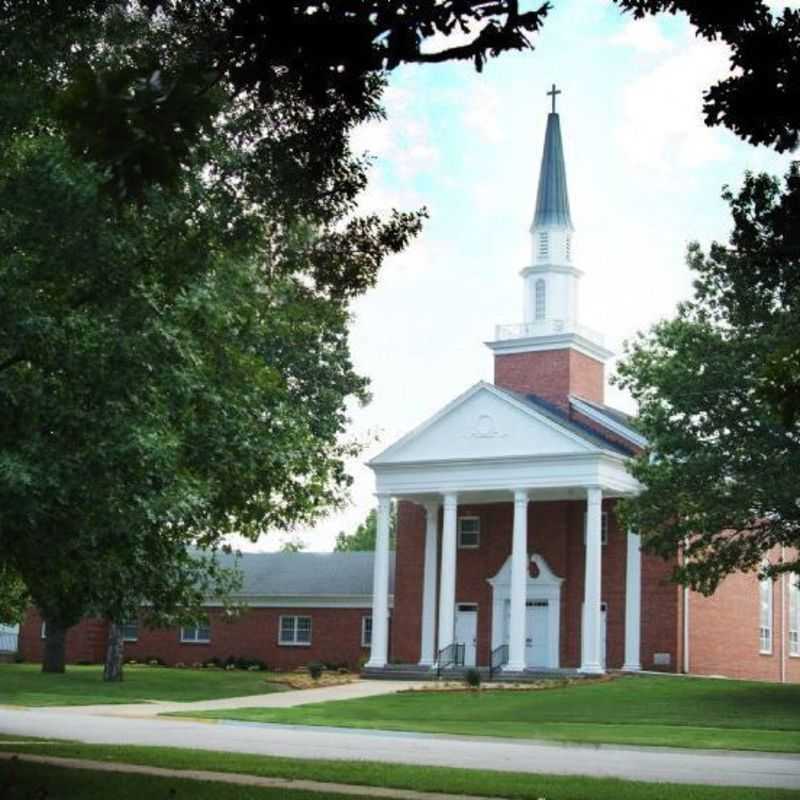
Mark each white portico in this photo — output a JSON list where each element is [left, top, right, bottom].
[[365, 381, 642, 674], [366, 88, 644, 675]]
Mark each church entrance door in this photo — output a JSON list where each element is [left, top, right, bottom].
[[454, 604, 478, 667], [525, 600, 550, 668]]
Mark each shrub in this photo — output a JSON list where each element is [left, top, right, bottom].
[[145, 656, 165, 666], [224, 655, 237, 670], [204, 656, 222, 669], [464, 668, 481, 689], [307, 660, 324, 680], [337, 666, 350, 675]]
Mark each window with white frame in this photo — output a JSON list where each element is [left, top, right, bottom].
[[180, 621, 210, 644], [120, 621, 138, 642], [583, 511, 609, 546], [534, 279, 546, 321], [280, 615, 311, 646], [789, 576, 799, 657], [538, 231, 549, 260], [361, 616, 373, 648], [759, 573, 773, 654], [457, 516, 480, 549]]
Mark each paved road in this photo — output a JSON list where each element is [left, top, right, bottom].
[[1, 707, 798, 790]]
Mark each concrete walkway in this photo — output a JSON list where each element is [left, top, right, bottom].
[[0, 706, 798, 790], [30, 679, 424, 718], [0, 752, 505, 800]]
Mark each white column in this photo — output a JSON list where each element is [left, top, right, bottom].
[[506, 489, 529, 672], [437, 492, 458, 653], [623, 529, 642, 672], [365, 494, 392, 669], [419, 502, 439, 666], [581, 486, 604, 674]]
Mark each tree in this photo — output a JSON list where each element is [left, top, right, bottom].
[[0, 567, 28, 625], [1, 1, 551, 205], [0, 0, 547, 675], [0, 118, 415, 675], [280, 538, 307, 553], [335, 507, 397, 552], [615, 164, 800, 594], [615, 1, 800, 152]]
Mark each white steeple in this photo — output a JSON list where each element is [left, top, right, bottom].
[[523, 84, 579, 328], [487, 86, 611, 365]]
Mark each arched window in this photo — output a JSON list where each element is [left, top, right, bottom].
[[534, 279, 546, 321]]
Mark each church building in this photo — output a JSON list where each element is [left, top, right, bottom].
[[15, 93, 799, 684], [364, 91, 800, 682]]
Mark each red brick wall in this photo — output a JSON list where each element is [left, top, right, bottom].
[[390, 497, 675, 670], [20, 606, 371, 670], [20, 610, 108, 664], [688, 551, 800, 683], [390, 501, 428, 664], [494, 349, 605, 410]]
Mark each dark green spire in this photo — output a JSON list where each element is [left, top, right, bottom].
[[531, 111, 574, 231]]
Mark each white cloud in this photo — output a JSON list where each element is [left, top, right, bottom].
[[615, 36, 732, 173], [611, 16, 673, 54], [461, 82, 504, 144]]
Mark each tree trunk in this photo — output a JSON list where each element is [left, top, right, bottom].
[[41, 618, 66, 673], [103, 622, 124, 682]]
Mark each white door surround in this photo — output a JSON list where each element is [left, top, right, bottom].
[[488, 552, 562, 669], [455, 603, 478, 667]]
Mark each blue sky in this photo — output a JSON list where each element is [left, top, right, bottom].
[[250, 1, 797, 551]]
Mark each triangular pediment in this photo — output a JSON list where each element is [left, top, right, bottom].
[[370, 382, 599, 466]]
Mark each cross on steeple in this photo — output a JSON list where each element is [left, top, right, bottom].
[[547, 83, 561, 113]]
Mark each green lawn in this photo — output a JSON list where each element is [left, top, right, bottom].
[[174, 675, 800, 753], [0, 663, 285, 706], [0, 739, 796, 800], [0, 759, 360, 800]]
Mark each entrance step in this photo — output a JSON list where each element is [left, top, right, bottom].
[[362, 664, 584, 681]]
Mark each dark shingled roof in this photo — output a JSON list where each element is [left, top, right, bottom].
[[214, 551, 394, 598], [531, 112, 574, 231], [492, 385, 636, 456], [571, 395, 636, 427]]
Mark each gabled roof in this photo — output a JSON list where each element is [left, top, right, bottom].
[[531, 112, 574, 231], [370, 381, 630, 467], [213, 551, 395, 598], [493, 386, 635, 456], [569, 394, 647, 450]]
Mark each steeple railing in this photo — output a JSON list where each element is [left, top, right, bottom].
[[494, 320, 605, 345]]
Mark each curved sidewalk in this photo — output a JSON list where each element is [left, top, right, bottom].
[[0, 706, 798, 790]]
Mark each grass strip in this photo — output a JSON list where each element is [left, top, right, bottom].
[[0, 737, 797, 800]]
